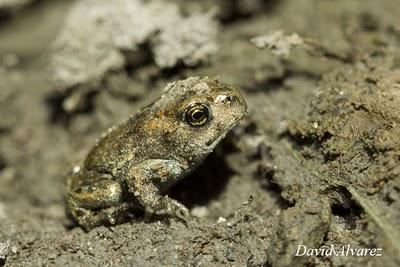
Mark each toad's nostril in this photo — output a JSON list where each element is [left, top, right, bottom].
[[215, 94, 235, 103]]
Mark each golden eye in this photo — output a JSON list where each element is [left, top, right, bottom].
[[183, 103, 211, 127]]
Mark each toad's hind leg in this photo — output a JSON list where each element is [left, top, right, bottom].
[[67, 179, 135, 230]]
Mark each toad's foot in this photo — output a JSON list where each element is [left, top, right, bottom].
[[143, 195, 189, 222], [67, 199, 136, 231]]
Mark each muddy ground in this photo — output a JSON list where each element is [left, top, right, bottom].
[[0, 0, 400, 266]]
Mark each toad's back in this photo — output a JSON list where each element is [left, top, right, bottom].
[[80, 110, 170, 182]]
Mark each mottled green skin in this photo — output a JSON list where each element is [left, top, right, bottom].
[[66, 77, 247, 230]]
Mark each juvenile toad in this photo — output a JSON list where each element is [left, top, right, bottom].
[[66, 77, 247, 230]]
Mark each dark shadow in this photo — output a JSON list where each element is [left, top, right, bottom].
[[239, 120, 292, 209], [220, 0, 282, 25], [330, 186, 363, 230], [45, 89, 97, 126], [250, 70, 321, 93], [0, 0, 52, 22], [122, 43, 153, 73], [0, 154, 5, 172], [255, 160, 293, 209], [168, 145, 235, 209]]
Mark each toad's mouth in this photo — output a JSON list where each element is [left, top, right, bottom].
[[205, 118, 242, 148], [205, 132, 227, 148]]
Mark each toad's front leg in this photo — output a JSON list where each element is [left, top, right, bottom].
[[124, 159, 190, 221]]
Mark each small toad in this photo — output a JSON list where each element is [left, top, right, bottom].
[[66, 77, 247, 230]]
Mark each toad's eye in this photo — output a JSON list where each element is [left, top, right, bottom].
[[183, 103, 211, 127]]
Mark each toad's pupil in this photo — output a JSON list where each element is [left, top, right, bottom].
[[192, 110, 204, 120]]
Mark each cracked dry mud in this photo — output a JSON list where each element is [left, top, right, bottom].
[[0, 0, 400, 266]]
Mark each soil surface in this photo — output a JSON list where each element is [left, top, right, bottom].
[[1, 0, 400, 266]]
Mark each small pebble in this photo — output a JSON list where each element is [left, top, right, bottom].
[[190, 206, 209, 218], [217, 217, 226, 224]]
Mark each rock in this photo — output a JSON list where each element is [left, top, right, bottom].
[[50, 0, 218, 90]]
